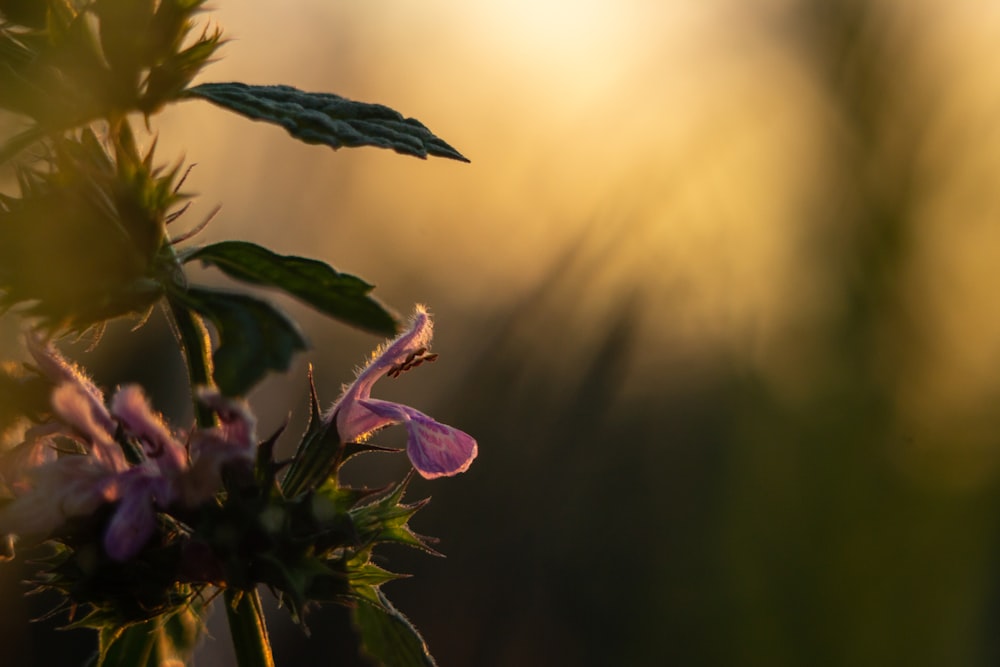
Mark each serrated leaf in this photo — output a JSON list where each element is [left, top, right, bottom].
[[352, 587, 437, 667], [185, 241, 397, 336], [172, 287, 307, 396], [349, 561, 409, 589], [374, 524, 442, 556], [313, 479, 384, 519], [184, 82, 469, 162], [347, 476, 440, 554]]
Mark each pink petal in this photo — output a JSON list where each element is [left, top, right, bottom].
[[111, 385, 186, 473], [103, 487, 158, 562], [101, 468, 174, 561], [196, 388, 257, 453], [325, 306, 434, 442], [27, 335, 114, 435], [0, 456, 117, 537], [404, 413, 478, 480], [184, 431, 254, 506], [334, 400, 397, 444], [51, 384, 125, 471], [359, 399, 478, 479]]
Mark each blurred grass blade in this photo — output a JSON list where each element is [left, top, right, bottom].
[[183, 82, 469, 162]]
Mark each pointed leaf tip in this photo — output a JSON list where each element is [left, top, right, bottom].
[[185, 82, 469, 162], [185, 241, 397, 336]]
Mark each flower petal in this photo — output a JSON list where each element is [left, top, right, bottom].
[[183, 390, 258, 505], [0, 456, 117, 537], [360, 399, 477, 479], [111, 385, 187, 473], [196, 388, 257, 453], [52, 384, 126, 471], [27, 334, 114, 435], [101, 466, 176, 561], [326, 306, 433, 442], [405, 413, 478, 479], [103, 484, 158, 562]]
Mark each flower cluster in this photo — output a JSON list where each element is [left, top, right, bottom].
[[0, 306, 477, 569], [0, 3, 475, 663], [0, 337, 256, 562]]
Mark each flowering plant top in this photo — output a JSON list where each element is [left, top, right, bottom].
[[0, 2, 475, 666]]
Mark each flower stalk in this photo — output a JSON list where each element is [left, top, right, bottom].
[[169, 300, 275, 667], [225, 589, 275, 667]]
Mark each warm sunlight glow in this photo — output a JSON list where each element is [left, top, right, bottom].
[[153, 1, 1000, 482]]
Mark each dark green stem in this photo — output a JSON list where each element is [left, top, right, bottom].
[[167, 298, 215, 428], [225, 589, 275, 667], [166, 297, 275, 667]]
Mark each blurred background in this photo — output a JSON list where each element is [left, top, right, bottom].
[[6, 0, 1000, 664]]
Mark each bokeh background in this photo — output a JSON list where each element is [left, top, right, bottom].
[[6, 0, 1000, 664]]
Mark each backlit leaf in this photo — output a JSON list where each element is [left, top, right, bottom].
[[185, 241, 397, 336], [352, 587, 437, 667], [172, 287, 307, 396], [184, 82, 469, 162]]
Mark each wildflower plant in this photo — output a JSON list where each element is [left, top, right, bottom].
[[0, 3, 476, 666]]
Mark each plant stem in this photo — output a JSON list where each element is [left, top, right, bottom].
[[166, 297, 276, 667], [225, 589, 276, 667], [167, 298, 215, 428]]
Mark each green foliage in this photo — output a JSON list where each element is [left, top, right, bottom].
[[352, 588, 437, 667], [0, 126, 179, 329], [223, 591, 275, 667], [349, 474, 439, 556], [97, 606, 204, 667], [280, 371, 341, 498], [184, 83, 470, 162], [0, 0, 221, 132], [37, 525, 197, 629], [0, 2, 470, 666], [170, 287, 307, 396], [185, 241, 397, 336]]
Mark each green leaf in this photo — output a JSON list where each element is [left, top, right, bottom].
[[157, 605, 204, 663], [280, 367, 338, 497], [98, 606, 204, 667], [185, 241, 397, 336], [352, 588, 437, 667], [349, 560, 408, 589], [348, 476, 440, 555], [141, 24, 225, 113], [183, 82, 469, 162], [171, 287, 307, 396], [99, 622, 155, 667], [312, 479, 384, 521]]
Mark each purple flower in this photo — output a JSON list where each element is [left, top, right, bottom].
[[0, 338, 257, 561], [325, 305, 477, 479]]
